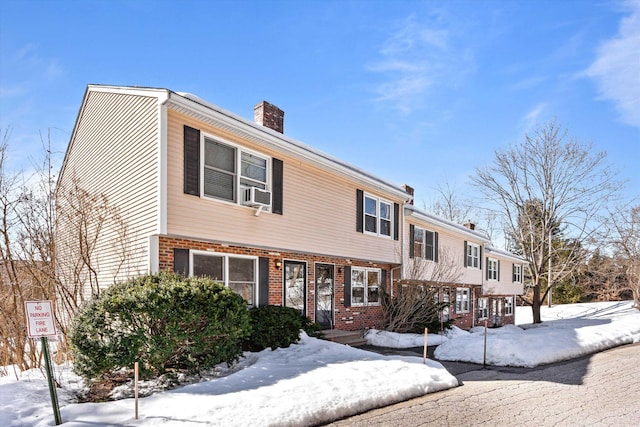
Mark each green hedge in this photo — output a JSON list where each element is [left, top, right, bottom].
[[244, 305, 320, 352], [69, 273, 251, 380]]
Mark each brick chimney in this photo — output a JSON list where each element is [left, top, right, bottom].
[[463, 221, 476, 230], [402, 184, 414, 205], [254, 101, 284, 134]]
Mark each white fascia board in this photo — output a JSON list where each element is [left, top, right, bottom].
[[166, 92, 412, 202], [484, 246, 527, 263], [405, 205, 491, 243]]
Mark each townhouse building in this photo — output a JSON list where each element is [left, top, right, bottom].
[[58, 84, 524, 332]]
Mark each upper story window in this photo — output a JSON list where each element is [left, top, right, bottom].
[[487, 258, 499, 281], [412, 226, 438, 261], [364, 194, 393, 238], [513, 264, 522, 283], [465, 242, 480, 269], [191, 251, 257, 306], [203, 136, 270, 205]]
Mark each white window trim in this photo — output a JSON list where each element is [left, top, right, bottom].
[[477, 297, 489, 319], [513, 264, 522, 283], [200, 133, 272, 208], [466, 242, 480, 269], [505, 296, 514, 316], [456, 288, 471, 313], [189, 250, 258, 304], [488, 258, 499, 281], [363, 193, 393, 239], [351, 266, 382, 307], [414, 226, 436, 261]]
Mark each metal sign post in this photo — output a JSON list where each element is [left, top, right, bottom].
[[25, 301, 62, 425]]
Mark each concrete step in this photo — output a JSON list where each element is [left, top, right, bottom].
[[320, 329, 367, 347]]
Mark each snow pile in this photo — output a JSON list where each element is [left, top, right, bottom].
[[0, 332, 458, 427], [434, 301, 640, 367], [365, 328, 449, 347]]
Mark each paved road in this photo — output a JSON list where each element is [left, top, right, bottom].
[[326, 343, 640, 427]]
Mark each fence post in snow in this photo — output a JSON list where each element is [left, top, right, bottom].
[[423, 328, 428, 364], [483, 319, 488, 368]]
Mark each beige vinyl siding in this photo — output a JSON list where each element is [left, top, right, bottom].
[[166, 111, 401, 263], [58, 90, 161, 287], [483, 259, 525, 295], [404, 220, 484, 285]]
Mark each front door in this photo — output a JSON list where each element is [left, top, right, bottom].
[[284, 261, 307, 316], [315, 264, 334, 329], [492, 298, 503, 326]]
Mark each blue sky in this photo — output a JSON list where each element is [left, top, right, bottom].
[[1, 0, 638, 206]]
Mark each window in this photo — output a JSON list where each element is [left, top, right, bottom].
[[191, 251, 256, 305], [488, 258, 499, 280], [505, 297, 514, 315], [466, 242, 480, 269], [413, 226, 438, 261], [351, 267, 381, 306], [364, 194, 393, 238], [203, 136, 270, 205], [455, 288, 470, 313], [477, 297, 488, 319], [513, 264, 522, 283]]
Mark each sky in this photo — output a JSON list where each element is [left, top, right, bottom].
[[1, 301, 638, 426], [1, 0, 639, 208]]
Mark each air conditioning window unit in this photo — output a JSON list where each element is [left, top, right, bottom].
[[244, 187, 272, 208]]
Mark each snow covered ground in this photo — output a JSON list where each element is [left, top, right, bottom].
[[1, 301, 638, 426], [0, 332, 457, 427], [366, 300, 640, 367]]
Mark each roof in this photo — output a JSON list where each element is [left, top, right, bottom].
[[61, 84, 413, 202], [404, 204, 492, 243]]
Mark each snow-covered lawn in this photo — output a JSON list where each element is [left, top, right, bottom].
[[0, 332, 457, 427], [366, 300, 640, 367], [2, 301, 638, 427]]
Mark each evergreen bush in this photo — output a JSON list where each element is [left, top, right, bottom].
[[244, 305, 319, 351], [69, 273, 251, 380]]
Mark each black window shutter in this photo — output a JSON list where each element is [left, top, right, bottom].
[[344, 266, 352, 307], [497, 260, 501, 281], [479, 246, 483, 270], [259, 257, 270, 306], [409, 224, 415, 259], [183, 126, 200, 196], [173, 248, 190, 276], [486, 257, 489, 280], [434, 232, 439, 263], [463, 241, 468, 267], [393, 203, 400, 241], [512, 264, 516, 282], [356, 190, 363, 232], [272, 158, 283, 215], [381, 269, 387, 287]]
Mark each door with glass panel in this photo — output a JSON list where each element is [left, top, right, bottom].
[[284, 261, 307, 316], [314, 264, 334, 329]]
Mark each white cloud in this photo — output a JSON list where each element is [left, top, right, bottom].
[[586, 0, 640, 128], [519, 103, 546, 133], [368, 13, 473, 114]]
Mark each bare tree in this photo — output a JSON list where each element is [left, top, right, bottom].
[[0, 131, 131, 370], [471, 120, 621, 323], [382, 247, 463, 332], [608, 204, 640, 308]]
